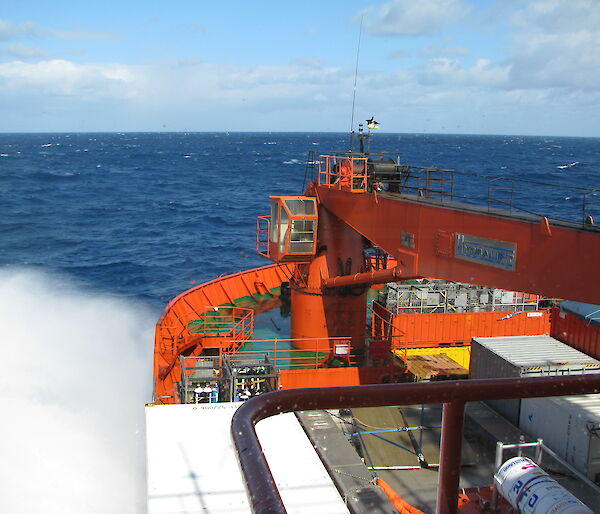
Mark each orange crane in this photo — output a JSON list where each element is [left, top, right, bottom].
[[262, 152, 600, 353]]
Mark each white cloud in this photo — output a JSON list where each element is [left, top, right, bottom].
[[362, 0, 470, 37], [0, 18, 111, 42], [0, 42, 49, 59], [420, 44, 470, 58], [419, 57, 510, 88], [505, 0, 600, 92], [509, 0, 600, 34], [0, 50, 597, 136], [397, 0, 600, 103], [0, 57, 356, 131], [0, 19, 46, 41], [0, 59, 138, 98]]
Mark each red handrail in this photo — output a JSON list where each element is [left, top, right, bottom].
[[230, 374, 600, 514]]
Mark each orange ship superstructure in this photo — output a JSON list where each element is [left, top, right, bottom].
[[148, 126, 600, 513]]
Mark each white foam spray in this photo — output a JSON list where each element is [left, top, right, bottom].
[[0, 268, 156, 513]]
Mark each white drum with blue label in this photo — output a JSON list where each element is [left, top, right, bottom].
[[494, 456, 592, 513]]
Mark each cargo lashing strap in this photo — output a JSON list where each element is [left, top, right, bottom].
[[584, 308, 600, 326]]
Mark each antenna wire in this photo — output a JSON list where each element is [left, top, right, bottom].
[[350, 16, 364, 135]]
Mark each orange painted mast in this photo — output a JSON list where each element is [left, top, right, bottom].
[[256, 155, 418, 353], [290, 206, 369, 351]]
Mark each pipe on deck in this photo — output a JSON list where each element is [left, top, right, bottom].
[[322, 266, 420, 289]]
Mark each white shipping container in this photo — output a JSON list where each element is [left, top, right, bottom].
[[470, 335, 600, 425], [520, 394, 600, 483], [471, 335, 600, 379]]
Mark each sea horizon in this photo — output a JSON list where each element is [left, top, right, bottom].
[[1, 129, 599, 139]]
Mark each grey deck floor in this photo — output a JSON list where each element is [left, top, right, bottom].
[[320, 402, 600, 513]]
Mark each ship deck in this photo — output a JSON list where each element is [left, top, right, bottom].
[[298, 401, 600, 513], [145, 403, 351, 513]]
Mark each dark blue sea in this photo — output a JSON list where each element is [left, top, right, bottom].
[[0, 132, 598, 513], [1, 132, 598, 308]]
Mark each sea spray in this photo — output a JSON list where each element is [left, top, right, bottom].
[[0, 268, 155, 513]]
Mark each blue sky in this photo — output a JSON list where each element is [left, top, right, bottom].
[[1, 0, 599, 136]]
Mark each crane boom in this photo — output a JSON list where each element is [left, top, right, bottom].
[[316, 186, 600, 304]]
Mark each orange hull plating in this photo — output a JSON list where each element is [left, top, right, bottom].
[[154, 263, 295, 403]]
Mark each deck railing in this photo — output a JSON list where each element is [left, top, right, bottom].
[[318, 155, 369, 193], [187, 306, 254, 340], [231, 374, 600, 514], [315, 151, 600, 227], [256, 215, 270, 258], [385, 280, 547, 315], [223, 337, 355, 371]]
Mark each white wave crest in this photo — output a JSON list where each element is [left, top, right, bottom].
[[0, 268, 155, 513]]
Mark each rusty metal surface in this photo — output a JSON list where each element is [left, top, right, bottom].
[[230, 374, 600, 514]]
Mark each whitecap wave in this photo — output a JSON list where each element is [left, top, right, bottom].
[[0, 268, 155, 513]]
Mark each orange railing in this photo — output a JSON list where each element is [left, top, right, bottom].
[[156, 263, 294, 343], [188, 306, 254, 339], [256, 215, 270, 258], [370, 301, 407, 358], [318, 155, 369, 193]]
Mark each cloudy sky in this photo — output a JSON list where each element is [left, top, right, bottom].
[[1, 0, 599, 136]]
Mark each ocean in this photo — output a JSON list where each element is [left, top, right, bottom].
[[1, 132, 599, 307], [0, 132, 598, 513]]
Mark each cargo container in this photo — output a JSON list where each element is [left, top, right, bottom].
[[392, 309, 550, 348], [470, 335, 600, 425], [371, 280, 551, 350], [520, 394, 600, 483], [551, 301, 600, 361]]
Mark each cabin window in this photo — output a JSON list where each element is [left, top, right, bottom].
[[289, 219, 315, 254], [279, 208, 289, 255], [270, 200, 279, 243], [284, 199, 316, 216]]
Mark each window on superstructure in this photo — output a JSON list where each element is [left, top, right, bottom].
[[270, 200, 279, 244], [279, 208, 289, 255], [284, 199, 316, 216], [289, 219, 315, 254]]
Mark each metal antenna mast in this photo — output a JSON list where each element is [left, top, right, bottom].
[[350, 16, 363, 152]]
